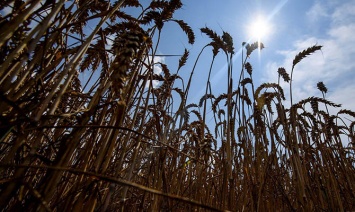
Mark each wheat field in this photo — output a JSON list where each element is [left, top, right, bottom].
[[0, 1, 354, 211]]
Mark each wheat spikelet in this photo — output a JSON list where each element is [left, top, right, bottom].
[[160, 63, 171, 78], [200, 27, 226, 55], [141, 0, 182, 30], [149, 1, 167, 9], [191, 110, 203, 122], [255, 92, 275, 113], [140, 10, 160, 25], [174, 20, 195, 44], [277, 67, 290, 83], [189, 120, 204, 139], [111, 29, 150, 97], [222, 31, 234, 54], [172, 87, 184, 100], [178, 48, 189, 70], [178, 107, 190, 124], [246, 42, 264, 57], [212, 93, 228, 112], [200, 27, 222, 45], [292, 97, 341, 109], [297, 113, 311, 129], [148, 1, 168, 10], [151, 74, 165, 81], [264, 92, 277, 114], [325, 116, 337, 140], [243, 87, 249, 97], [255, 83, 285, 100], [244, 62, 253, 76], [199, 94, 215, 107], [318, 110, 330, 120], [292, 45, 322, 70], [121, 0, 140, 7], [185, 103, 198, 110], [163, 0, 183, 16], [110, 10, 137, 22], [200, 27, 234, 56], [317, 81, 328, 94], [217, 109, 225, 119], [338, 109, 355, 118], [240, 78, 253, 86], [232, 88, 240, 97], [310, 99, 319, 114]]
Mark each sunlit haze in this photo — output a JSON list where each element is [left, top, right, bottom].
[[248, 16, 271, 43]]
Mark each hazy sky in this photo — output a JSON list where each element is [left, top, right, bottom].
[[153, 0, 355, 114]]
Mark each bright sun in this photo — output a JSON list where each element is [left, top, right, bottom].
[[248, 17, 270, 42]]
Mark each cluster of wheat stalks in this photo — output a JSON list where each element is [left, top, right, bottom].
[[1, 1, 354, 211]]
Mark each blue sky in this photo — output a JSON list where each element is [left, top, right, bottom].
[[153, 0, 355, 114]]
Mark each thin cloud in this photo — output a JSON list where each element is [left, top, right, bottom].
[[264, 1, 355, 113], [307, 2, 328, 23], [331, 0, 355, 24]]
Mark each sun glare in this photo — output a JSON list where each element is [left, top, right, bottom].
[[248, 17, 270, 43]]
